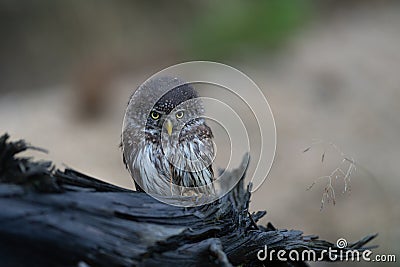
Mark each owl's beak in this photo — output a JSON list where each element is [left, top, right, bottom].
[[164, 119, 173, 136]]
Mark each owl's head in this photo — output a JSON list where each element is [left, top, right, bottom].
[[123, 76, 206, 145], [146, 82, 206, 142]]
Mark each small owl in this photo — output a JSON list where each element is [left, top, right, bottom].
[[122, 76, 215, 196]]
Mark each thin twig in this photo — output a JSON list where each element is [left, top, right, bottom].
[[304, 140, 356, 210]]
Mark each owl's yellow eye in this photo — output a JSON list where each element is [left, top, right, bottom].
[[176, 111, 184, 119], [150, 111, 160, 120]]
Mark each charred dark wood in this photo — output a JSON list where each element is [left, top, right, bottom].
[[0, 134, 377, 267]]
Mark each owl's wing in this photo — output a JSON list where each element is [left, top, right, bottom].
[[125, 154, 148, 192], [120, 137, 146, 192]]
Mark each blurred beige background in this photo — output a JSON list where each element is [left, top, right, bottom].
[[0, 1, 399, 266]]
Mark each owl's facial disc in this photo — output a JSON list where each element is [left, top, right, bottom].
[[144, 84, 202, 142], [146, 109, 182, 139]]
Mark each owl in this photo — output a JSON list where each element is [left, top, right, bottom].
[[122, 76, 215, 197]]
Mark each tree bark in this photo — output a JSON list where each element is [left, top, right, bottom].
[[0, 134, 376, 267]]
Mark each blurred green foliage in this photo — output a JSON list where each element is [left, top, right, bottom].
[[185, 0, 312, 59], [0, 0, 313, 90]]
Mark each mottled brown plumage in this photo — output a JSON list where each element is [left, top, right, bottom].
[[122, 77, 215, 196]]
